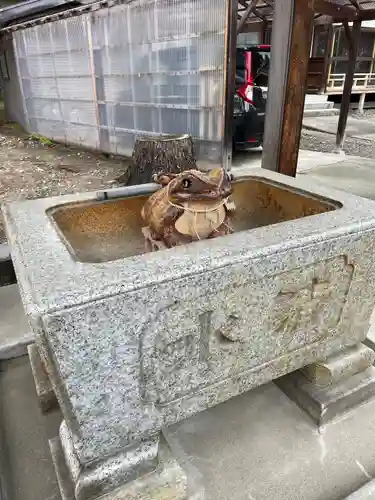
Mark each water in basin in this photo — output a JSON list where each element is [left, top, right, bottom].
[[48, 177, 339, 263]]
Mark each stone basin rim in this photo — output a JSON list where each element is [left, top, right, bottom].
[[46, 174, 343, 216], [45, 174, 343, 265], [4, 167, 375, 316]]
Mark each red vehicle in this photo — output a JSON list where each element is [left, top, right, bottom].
[[233, 44, 270, 151]]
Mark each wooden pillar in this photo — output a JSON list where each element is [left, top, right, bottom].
[[336, 20, 362, 150], [359, 92, 366, 114], [320, 24, 334, 95], [261, 0, 315, 177]]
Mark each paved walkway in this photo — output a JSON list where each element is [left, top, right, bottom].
[[0, 285, 32, 360], [233, 148, 375, 200], [233, 148, 347, 173], [300, 159, 375, 200], [303, 114, 375, 141]]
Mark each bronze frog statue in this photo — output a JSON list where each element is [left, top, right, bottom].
[[141, 168, 235, 251]]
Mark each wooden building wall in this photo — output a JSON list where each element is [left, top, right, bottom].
[[262, 23, 375, 95], [313, 25, 375, 94]]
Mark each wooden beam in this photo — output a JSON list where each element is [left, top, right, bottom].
[[357, 9, 375, 21], [261, 0, 315, 176], [314, 14, 334, 25], [253, 8, 268, 22], [237, 0, 258, 33], [336, 19, 362, 149], [348, 0, 361, 10], [314, 0, 357, 20]]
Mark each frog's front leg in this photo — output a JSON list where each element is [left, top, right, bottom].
[[209, 216, 233, 238], [141, 227, 168, 252]]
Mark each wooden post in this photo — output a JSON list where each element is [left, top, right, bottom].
[[223, 0, 238, 171], [336, 20, 362, 150], [261, 0, 315, 177], [320, 23, 334, 94], [359, 92, 366, 114]]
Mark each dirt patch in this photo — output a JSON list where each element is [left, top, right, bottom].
[[0, 123, 130, 243]]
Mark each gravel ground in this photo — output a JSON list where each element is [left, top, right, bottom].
[[0, 123, 130, 243], [301, 110, 375, 159], [300, 129, 375, 158], [350, 109, 375, 122]]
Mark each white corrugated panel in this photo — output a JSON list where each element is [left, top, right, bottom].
[[13, 0, 227, 161]]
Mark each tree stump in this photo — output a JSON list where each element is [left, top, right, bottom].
[[127, 134, 197, 185]]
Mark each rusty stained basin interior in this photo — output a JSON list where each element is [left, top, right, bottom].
[[48, 178, 340, 263]]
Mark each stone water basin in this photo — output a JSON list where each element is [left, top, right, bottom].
[[48, 176, 339, 263], [4, 167, 375, 500]]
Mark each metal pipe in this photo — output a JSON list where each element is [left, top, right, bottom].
[[96, 183, 159, 201]]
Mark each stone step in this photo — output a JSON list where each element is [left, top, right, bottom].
[[303, 108, 339, 117], [304, 95, 335, 114], [28, 343, 58, 414], [305, 94, 330, 102], [0, 243, 16, 287], [305, 94, 333, 106], [304, 101, 334, 110], [0, 284, 33, 360]]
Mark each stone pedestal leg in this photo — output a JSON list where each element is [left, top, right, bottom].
[[49, 421, 189, 500], [359, 92, 366, 114], [28, 343, 58, 414], [276, 343, 375, 426]]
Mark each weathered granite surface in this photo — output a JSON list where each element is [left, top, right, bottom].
[[343, 480, 375, 500], [50, 429, 192, 500], [28, 343, 58, 413], [5, 168, 375, 498], [0, 283, 33, 360], [277, 343, 375, 425], [302, 343, 375, 387]]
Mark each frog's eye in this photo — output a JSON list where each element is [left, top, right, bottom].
[[182, 179, 191, 189]]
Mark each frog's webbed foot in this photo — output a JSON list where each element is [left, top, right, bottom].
[[209, 219, 233, 239], [142, 227, 168, 252]]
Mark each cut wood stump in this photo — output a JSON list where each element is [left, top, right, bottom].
[[127, 134, 197, 185]]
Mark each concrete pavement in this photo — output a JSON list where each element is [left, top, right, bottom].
[[303, 114, 375, 141], [0, 356, 62, 500], [232, 148, 348, 173], [300, 159, 375, 200], [0, 284, 33, 360], [166, 381, 375, 500], [233, 148, 375, 200]]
